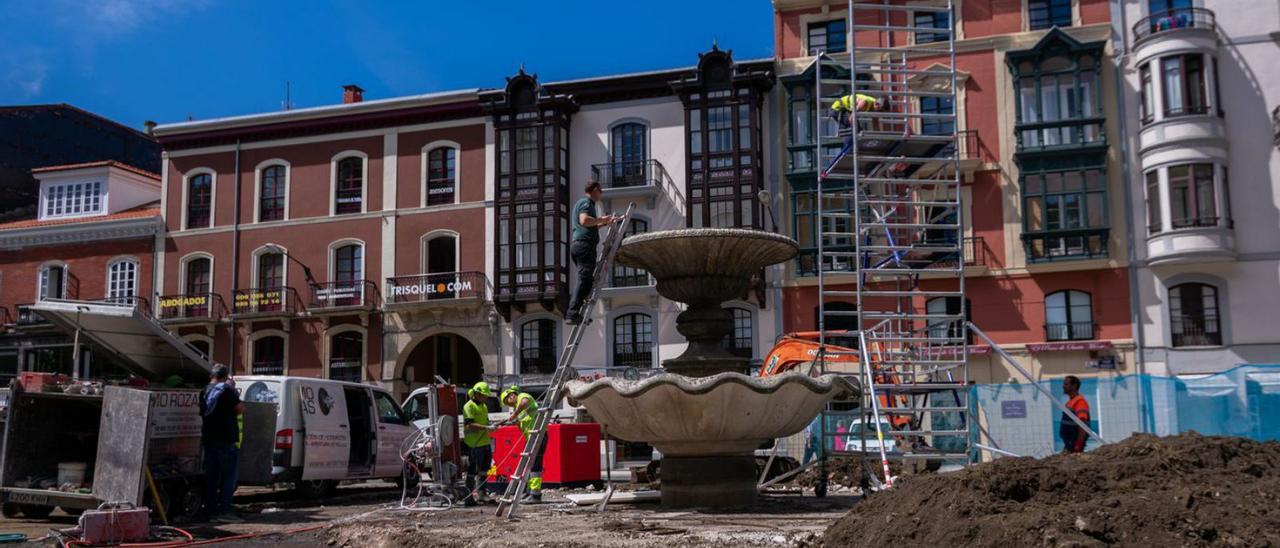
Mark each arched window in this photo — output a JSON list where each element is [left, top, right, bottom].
[[1170, 283, 1222, 347], [520, 319, 557, 374], [926, 297, 971, 344], [188, 339, 211, 360], [259, 164, 287, 221], [723, 307, 754, 358], [257, 252, 284, 290], [252, 335, 285, 375], [613, 313, 654, 369], [1045, 290, 1093, 341], [329, 330, 363, 382], [186, 173, 213, 229], [184, 257, 212, 317], [609, 122, 647, 186], [611, 218, 651, 287], [333, 244, 363, 283], [424, 234, 458, 300], [106, 259, 139, 303], [426, 147, 457, 206], [38, 264, 68, 301], [334, 156, 364, 214]]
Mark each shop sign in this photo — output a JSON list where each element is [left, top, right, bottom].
[[1026, 340, 1112, 353], [235, 289, 282, 309], [391, 279, 473, 299], [159, 295, 206, 309]]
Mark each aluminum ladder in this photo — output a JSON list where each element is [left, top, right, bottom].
[[495, 202, 635, 518], [813, 0, 971, 493]]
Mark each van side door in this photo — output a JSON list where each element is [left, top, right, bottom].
[[297, 380, 351, 480], [373, 390, 414, 478]]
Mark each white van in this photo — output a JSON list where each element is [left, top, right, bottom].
[[236, 376, 417, 496]]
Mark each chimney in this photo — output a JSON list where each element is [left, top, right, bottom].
[[342, 84, 364, 104]]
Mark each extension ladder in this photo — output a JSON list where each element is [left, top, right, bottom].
[[495, 202, 635, 518]]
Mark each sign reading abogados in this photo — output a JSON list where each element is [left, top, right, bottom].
[[159, 295, 207, 309], [390, 279, 473, 300]]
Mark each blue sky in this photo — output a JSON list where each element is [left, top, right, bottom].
[[1, 0, 775, 130]]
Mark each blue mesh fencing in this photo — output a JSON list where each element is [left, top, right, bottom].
[[973, 364, 1280, 459]]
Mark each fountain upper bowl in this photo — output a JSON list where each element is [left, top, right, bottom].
[[615, 228, 799, 304]]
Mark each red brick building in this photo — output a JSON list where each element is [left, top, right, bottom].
[[770, 0, 1136, 382], [0, 161, 163, 382]]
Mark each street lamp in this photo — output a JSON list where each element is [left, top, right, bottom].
[[263, 243, 321, 290]]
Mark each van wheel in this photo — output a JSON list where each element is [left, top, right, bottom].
[[1, 503, 20, 518], [17, 504, 52, 519], [293, 480, 336, 499]]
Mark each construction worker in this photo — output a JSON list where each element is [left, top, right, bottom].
[[829, 92, 885, 134], [1060, 375, 1091, 453], [499, 386, 544, 503], [566, 181, 620, 325], [462, 382, 495, 507]]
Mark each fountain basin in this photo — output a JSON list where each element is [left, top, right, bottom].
[[566, 372, 858, 507]]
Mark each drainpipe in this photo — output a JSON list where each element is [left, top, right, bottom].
[[230, 140, 243, 373], [1111, 2, 1149, 430], [766, 80, 785, 340]]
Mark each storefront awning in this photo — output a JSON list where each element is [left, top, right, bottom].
[[32, 299, 211, 382]]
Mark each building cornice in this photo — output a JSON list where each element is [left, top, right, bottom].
[[0, 216, 161, 250]]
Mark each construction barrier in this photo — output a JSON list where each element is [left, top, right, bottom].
[[973, 364, 1280, 458]]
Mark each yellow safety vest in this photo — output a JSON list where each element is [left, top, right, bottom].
[[831, 93, 879, 112]]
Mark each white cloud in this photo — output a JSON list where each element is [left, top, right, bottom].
[[0, 48, 51, 100], [53, 0, 212, 37]]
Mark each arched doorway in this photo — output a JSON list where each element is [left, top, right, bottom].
[[402, 333, 483, 391]]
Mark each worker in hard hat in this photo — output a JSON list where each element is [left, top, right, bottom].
[[830, 92, 885, 135], [462, 382, 496, 506], [499, 386, 544, 503]]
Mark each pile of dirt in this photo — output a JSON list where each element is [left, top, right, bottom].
[[823, 433, 1280, 547]]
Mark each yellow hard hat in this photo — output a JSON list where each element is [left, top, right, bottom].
[[470, 381, 492, 398], [500, 386, 520, 405]]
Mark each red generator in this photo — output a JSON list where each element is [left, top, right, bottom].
[[492, 423, 601, 486]]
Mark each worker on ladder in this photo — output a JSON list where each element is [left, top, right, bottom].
[[566, 181, 620, 325], [499, 386, 543, 503], [462, 382, 495, 506], [821, 92, 886, 180]]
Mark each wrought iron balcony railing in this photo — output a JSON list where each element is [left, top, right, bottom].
[[1171, 314, 1222, 347], [310, 280, 377, 311], [231, 287, 301, 317], [1045, 321, 1096, 342], [590, 159, 666, 190], [1133, 7, 1215, 43], [157, 292, 226, 322]]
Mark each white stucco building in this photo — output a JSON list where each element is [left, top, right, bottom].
[[1115, 0, 1280, 374]]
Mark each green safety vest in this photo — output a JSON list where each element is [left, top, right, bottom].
[[515, 393, 538, 436], [462, 399, 491, 448], [831, 93, 879, 112]]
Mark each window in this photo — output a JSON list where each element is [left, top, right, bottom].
[[611, 219, 651, 287], [1146, 170, 1162, 234], [257, 252, 284, 289], [426, 147, 456, 206], [186, 173, 212, 229], [374, 392, 408, 425], [38, 264, 67, 301], [185, 257, 212, 316], [1045, 290, 1093, 340], [106, 259, 138, 302], [43, 181, 103, 218], [1169, 283, 1221, 346], [333, 244, 363, 283], [1022, 168, 1108, 260], [519, 319, 557, 374], [259, 165, 286, 221], [1015, 56, 1101, 148], [723, 307, 754, 358], [1029, 0, 1072, 30], [920, 97, 955, 136], [425, 234, 458, 299], [334, 156, 364, 214], [329, 331, 363, 382], [188, 339, 210, 360], [808, 19, 846, 54], [610, 123, 647, 187], [613, 313, 654, 369], [1139, 63, 1154, 124], [1167, 164, 1217, 228], [926, 297, 970, 343], [793, 192, 856, 274], [252, 335, 285, 375], [1162, 54, 1208, 117], [914, 11, 950, 44]]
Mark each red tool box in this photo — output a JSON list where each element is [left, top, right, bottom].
[[492, 423, 601, 485]]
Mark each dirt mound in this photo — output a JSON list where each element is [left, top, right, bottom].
[[823, 433, 1280, 547]]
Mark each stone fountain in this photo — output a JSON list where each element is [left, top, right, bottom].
[[565, 228, 857, 507]]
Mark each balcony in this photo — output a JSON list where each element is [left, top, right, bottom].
[[0, 306, 10, 328], [1045, 321, 1095, 342], [1023, 229, 1110, 263], [231, 287, 302, 318], [1171, 314, 1222, 347], [385, 271, 489, 310], [795, 236, 986, 276], [591, 159, 665, 202], [157, 292, 226, 324], [309, 280, 378, 314], [1133, 8, 1216, 44], [1014, 118, 1106, 156], [15, 304, 49, 327]]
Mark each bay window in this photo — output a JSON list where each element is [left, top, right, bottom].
[[1169, 163, 1216, 228], [1162, 54, 1208, 117], [1021, 163, 1108, 261]]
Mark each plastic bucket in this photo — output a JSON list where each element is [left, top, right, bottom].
[[57, 462, 87, 486]]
